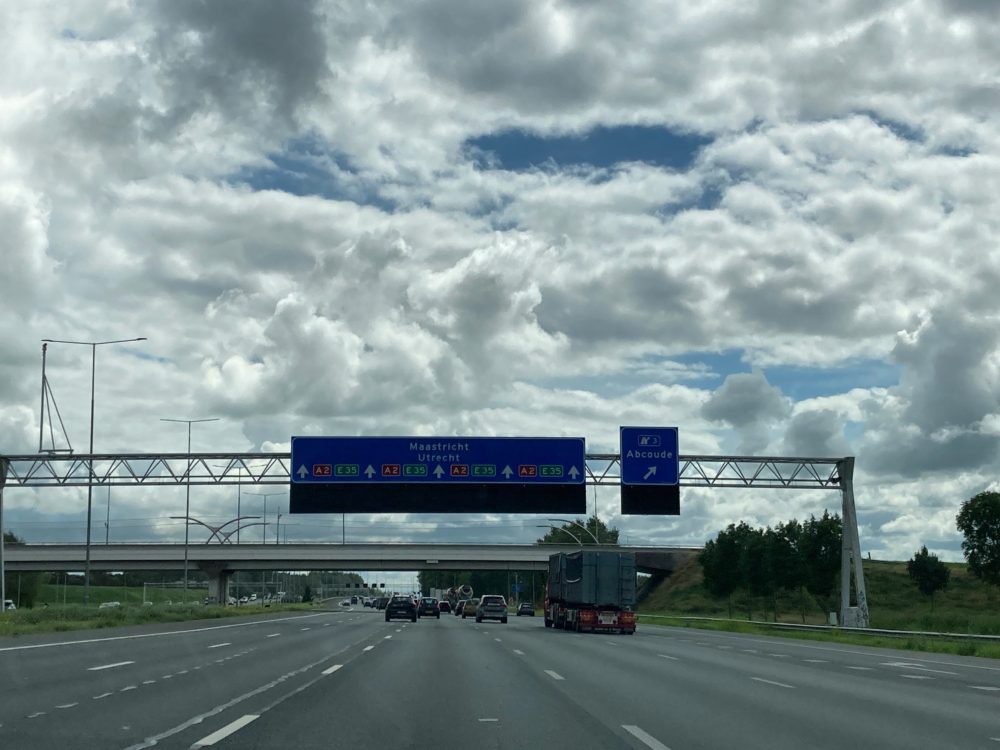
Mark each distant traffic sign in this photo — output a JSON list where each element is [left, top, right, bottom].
[[291, 436, 584, 485], [620, 427, 679, 485]]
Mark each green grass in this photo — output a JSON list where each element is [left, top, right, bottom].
[[0, 601, 318, 637], [638, 556, 1000, 658]]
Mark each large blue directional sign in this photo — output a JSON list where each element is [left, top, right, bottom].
[[291, 436, 585, 484], [620, 427, 679, 485], [290, 436, 587, 514]]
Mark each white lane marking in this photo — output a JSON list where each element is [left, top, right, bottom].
[[0, 613, 331, 654], [901, 675, 932, 680], [990, 737, 1000, 743], [696, 641, 710, 646], [178, 670, 189, 675], [142, 680, 156, 685], [208, 643, 231, 649], [717, 645, 733, 650], [192, 714, 259, 747], [768, 653, 789, 658], [161, 675, 173, 680], [266, 633, 281, 638], [622, 724, 672, 750], [847, 666, 874, 671], [751, 677, 795, 689], [300, 628, 311, 632], [804, 659, 829, 663], [494, 638, 502, 642], [363, 645, 375, 652], [55, 703, 79, 709], [658, 654, 679, 661], [93, 692, 113, 700], [743, 649, 758, 653], [396, 629, 402, 633], [120, 643, 356, 750], [322, 664, 343, 675], [27, 712, 46, 719], [384, 636, 393, 640], [478, 718, 499, 722], [544, 670, 565, 681], [323, 623, 331, 627], [88, 660, 135, 671], [881, 661, 958, 676], [120, 685, 137, 692], [193, 666, 202, 670], [971, 686, 1000, 692], [513, 649, 525, 655]]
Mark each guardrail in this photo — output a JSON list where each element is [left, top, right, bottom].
[[637, 614, 1000, 642]]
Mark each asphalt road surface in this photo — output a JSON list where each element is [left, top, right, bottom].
[[2, 607, 999, 749]]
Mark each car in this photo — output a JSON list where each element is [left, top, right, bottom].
[[461, 598, 480, 619], [385, 595, 417, 622], [227, 597, 237, 606], [239, 596, 249, 604], [455, 599, 466, 616], [438, 600, 451, 614], [476, 595, 508, 623], [376, 597, 390, 610], [2, 599, 15, 611], [417, 597, 440, 618], [98, 601, 121, 609], [340, 599, 352, 608], [517, 602, 534, 616], [351, 595, 358, 604]]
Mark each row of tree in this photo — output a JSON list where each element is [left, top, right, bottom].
[[699, 511, 842, 622]]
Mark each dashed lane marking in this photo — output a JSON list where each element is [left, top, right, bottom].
[[55, 703, 78, 709], [321, 664, 343, 675], [478, 718, 499, 723], [88, 660, 135, 671], [27, 712, 46, 719], [900, 675, 933, 680], [266, 634, 281, 638], [384, 636, 393, 640], [971, 686, 1000, 692], [513, 649, 525, 655], [207, 643, 231, 649], [751, 677, 795, 689], [846, 666, 874, 671], [120, 685, 138, 692], [93, 693, 113, 700], [300, 628, 311, 632], [622, 724, 672, 750], [544, 670, 565, 681], [192, 714, 259, 747], [804, 659, 828, 663], [658, 654, 679, 661], [142, 680, 156, 685], [363, 645, 375, 652]]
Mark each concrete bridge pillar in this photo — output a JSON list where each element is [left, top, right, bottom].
[[198, 562, 231, 605]]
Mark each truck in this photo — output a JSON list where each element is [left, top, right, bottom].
[[544, 550, 637, 634]]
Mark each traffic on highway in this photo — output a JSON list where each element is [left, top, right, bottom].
[[2, 598, 1000, 750]]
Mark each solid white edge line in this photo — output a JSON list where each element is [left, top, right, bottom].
[[192, 714, 260, 747], [87, 660, 135, 671], [751, 677, 795, 689], [622, 724, 672, 750], [544, 670, 564, 681], [322, 664, 343, 675], [971, 686, 1000, 691]]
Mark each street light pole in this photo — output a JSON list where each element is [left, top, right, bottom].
[[535, 524, 582, 547], [105, 486, 111, 544], [244, 492, 285, 544], [43, 336, 146, 605], [276, 513, 282, 544], [161, 417, 219, 592], [547, 517, 601, 545]]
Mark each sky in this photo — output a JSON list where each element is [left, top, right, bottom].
[[1, 0, 999, 568]]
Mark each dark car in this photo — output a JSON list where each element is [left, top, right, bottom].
[[375, 597, 390, 610], [417, 597, 440, 618], [455, 599, 466, 616], [385, 595, 417, 622], [438, 600, 451, 614], [516, 602, 534, 616]]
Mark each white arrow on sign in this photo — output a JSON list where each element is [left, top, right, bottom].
[[502, 465, 514, 479], [568, 466, 579, 479], [364, 465, 375, 479], [297, 465, 308, 479], [643, 466, 657, 480], [433, 465, 445, 478]]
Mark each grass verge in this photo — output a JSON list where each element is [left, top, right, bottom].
[[637, 614, 1000, 659], [0, 602, 319, 638]]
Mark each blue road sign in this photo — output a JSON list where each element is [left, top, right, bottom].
[[620, 427, 679, 485], [291, 436, 586, 485]]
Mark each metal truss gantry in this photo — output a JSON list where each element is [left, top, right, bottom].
[[0, 452, 868, 626]]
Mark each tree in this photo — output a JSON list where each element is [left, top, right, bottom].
[[301, 585, 313, 603], [800, 511, 842, 616], [956, 491, 1000, 587], [771, 520, 808, 622], [699, 525, 741, 617], [907, 546, 950, 611], [3, 531, 44, 608], [537, 516, 619, 545]]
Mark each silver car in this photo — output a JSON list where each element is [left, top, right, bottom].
[[475, 594, 508, 624]]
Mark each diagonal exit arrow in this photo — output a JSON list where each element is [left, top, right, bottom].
[[643, 466, 657, 480], [502, 465, 513, 479], [364, 465, 375, 479], [433, 465, 445, 478], [297, 465, 308, 479]]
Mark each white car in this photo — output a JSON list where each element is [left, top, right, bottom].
[[339, 599, 351, 607], [2, 599, 15, 611]]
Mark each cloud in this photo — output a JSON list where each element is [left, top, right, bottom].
[[702, 370, 791, 453]]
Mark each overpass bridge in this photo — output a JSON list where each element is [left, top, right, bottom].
[[3, 542, 700, 602]]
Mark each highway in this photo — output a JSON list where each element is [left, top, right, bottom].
[[1, 608, 999, 749]]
